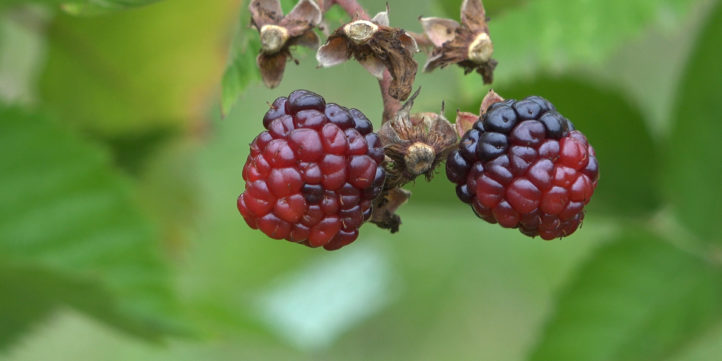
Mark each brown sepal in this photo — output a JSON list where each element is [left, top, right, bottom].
[[455, 111, 478, 138], [479, 88, 504, 114], [370, 188, 411, 233], [460, 0, 489, 33], [454, 89, 504, 137], [317, 9, 419, 101], [279, 0, 323, 36], [249, 0, 283, 28], [364, 27, 418, 100], [420, 17, 460, 47], [257, 51, 289, 88], [420, 0, 496, 84], [250, 0, 322, 88]]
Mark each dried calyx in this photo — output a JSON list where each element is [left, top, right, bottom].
[[250, 0, 323, 88], [420, 0, 497, 84], [378, 89, 459, 189], [368, 89, 458, 233], [316, 6, 419, 101], [369, 188, 411, 233]]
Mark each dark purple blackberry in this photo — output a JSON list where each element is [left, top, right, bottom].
[[446, 95, 599, 240]]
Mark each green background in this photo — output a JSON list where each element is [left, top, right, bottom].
[[1, 0, 722, 360]]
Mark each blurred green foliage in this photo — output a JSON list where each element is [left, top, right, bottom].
[[39, 0, 236, 135], [665, 0, 722, 245], [1, 0, 722, 360], [1, 0, 161, 14], [457, 0, 700, 103], [222, 1, 261, 116], [0, 106, 183, 346], [530, 230, 722, 361]]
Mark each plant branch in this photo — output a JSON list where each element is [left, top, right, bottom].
[[331, 0, 370, 20], [379, 70, 401, 123]]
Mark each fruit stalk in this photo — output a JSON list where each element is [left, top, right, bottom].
[[378, 71, 402, 123]]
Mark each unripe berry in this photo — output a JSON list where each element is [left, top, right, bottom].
[[238, 90, 387, 250]]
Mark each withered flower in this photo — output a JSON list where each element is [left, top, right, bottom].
[[250, 0, 323, 88], [370, 187, 410, 233], [420, 0, 497, 84], [378, 89, 459, 188], [316, 8, 419, 101]]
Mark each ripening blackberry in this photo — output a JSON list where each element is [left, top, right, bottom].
[[237, 90, 386, 250], [446, 96, 599, 240]]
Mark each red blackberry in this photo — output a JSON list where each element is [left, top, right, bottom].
[[237, 90, 386, 250], [446, 96, 599, 240]]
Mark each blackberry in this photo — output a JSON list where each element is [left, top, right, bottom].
[[238, 90, 386, 250], [446, 95, 598, 240]]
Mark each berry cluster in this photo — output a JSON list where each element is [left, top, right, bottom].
[[446, 96, 599, 239], [237, 90, 386, 250], [236, 1, 602, 249]]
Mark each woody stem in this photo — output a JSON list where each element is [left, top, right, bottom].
[[379, 71, 401, 123], [330, 0, 399, 123], [331, 0, 370, 20]]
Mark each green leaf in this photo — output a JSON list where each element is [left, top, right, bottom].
[[221, 2, 260, 116], [499, 76, 660, 216], [528, 231, 722, 361], [0, 263, 55, 350], [0, 11, 46, 105], [460, 0, 697, 98], [38, 0, 234, 136], [668, 325, 722, 361], [0, 0, 161, 12], [0, 106, 182, 347], [0, 261, 165, 350], [0, 0, 61, 6], [665, 1, 722, 244], [60, 1, 161, 15]]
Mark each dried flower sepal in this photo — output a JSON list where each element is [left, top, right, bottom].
[[250, 0, 323, 88], [317, 7, 419, 101], [370, 188, 411, 233], [455, 89, 504, 137], [420, 0, 497, 84]]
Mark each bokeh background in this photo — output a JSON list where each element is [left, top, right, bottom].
[[1, 0, 722, 360]]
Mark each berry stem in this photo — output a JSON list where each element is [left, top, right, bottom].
[[379, 70, 402, 123]]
